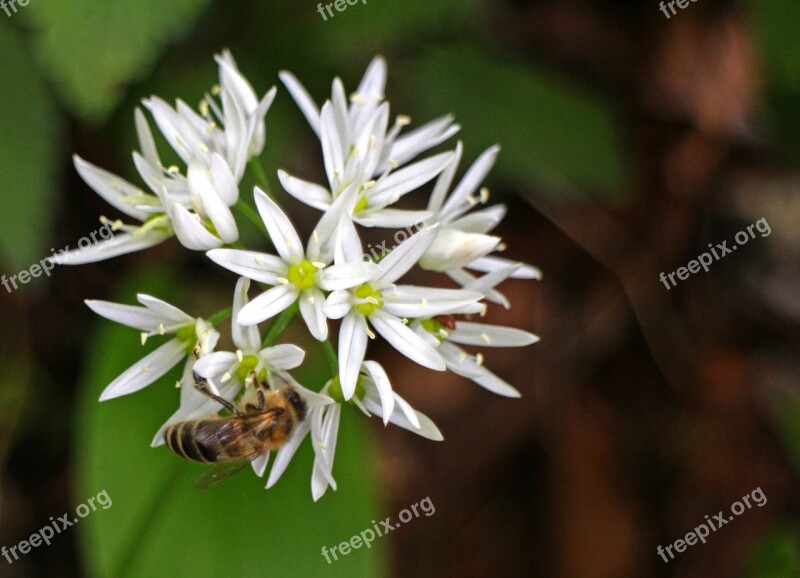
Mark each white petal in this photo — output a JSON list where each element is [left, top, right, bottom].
[[84, 300, 163, 332], [53, 229, 171, 265], [232, 277, 261, 352], [73, 155, 150, 221], [467, 256, 542, 280], [374, 224, 438, 285], [428, 141, 463, 214], [440, 145, 500, 221], [259, 344, 306, 370], [136, 294, 194, 326], [464, 264, 521, 296], [209, 153, 239, 206], [418, 229, 500, 272], [299, 287, 328, 341], [362, 394, 443, 441], [99, 338, 187, 401], [193, 351, 239, 381], [253, 188, 304, 263], [448, 204, 507, 234], [438, 342, 484, 379], [171, 204, 224, 251], [323, 290, 352, 320], [279, 70, 321, 137], [446, 268, 509, 308], [251, 452, 270, 477], [188, 161, 239, 244], [320, 102, 345, 187], [388, 114, 460, 168], [382, 286, 482, 318], [355, 209, 433, 229], [449, 322, 539, 347], [370, 152, 454, 207], [339, 312, 368, 399], [266, 418, 311, 489], [318, 261, 376, 291], [277, 170, 331, 211], [362, 361, 394, 424], [135, 107, 161, 169], [471, 370, 522, 398], [237, 284, 298, 326], [334, 214, 364, 265], [370, 311, 445, 371], [206, 248, 286, 285]]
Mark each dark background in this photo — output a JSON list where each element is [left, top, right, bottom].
[[1, 0, 800, 576]]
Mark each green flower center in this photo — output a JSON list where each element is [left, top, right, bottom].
[[287, 259, 319, 290], [420, 318, 447, 342], [327, 375, 366, 403], [236, 354, 267, 383], [354, 196, 369, 213], [354, 283, 383, 316], [176, 324, 198, 354]]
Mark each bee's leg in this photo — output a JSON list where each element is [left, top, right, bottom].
[[244, 389, 266, 413], [193, 373, 242, 416], [250, 370, 271, 390]]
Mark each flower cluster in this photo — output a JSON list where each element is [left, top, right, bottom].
[[72, 53, 540, 500]]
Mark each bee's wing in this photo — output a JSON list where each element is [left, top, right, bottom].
[[194, 459, 252, 489]]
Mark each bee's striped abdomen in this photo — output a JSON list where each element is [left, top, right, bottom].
[[165, 421, 219, 463]]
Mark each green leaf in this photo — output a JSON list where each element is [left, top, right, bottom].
[[411, 45, 628, 199], [0, 22, 61, 269], [75, 269, 386, 578], [26, 0, 212, 123]]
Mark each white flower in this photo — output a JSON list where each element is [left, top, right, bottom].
[[414, 318, 539, 397], [85, 294, 219, 401], [265, 361, 442, 501], [207, 188, 377, 340], [150, 277, 308, 451], [420, 141, 542, 303], [144, 50, 276, 183], [323, 223, 483, 399], [277, 56, 459, 228]]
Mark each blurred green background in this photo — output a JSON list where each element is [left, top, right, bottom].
[[1, 0, 800, 577]]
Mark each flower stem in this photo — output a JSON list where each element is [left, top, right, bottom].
[[322, 340, 338, 377], [234, 199, 269, 238], [248, 158, 272, 196], [207, 307, 233, 326], [262, 302, 299, 347]]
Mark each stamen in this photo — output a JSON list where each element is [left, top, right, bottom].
[[158, 323, 166, 335], [175, 381, 182, 388], [421, 298, 428, 308], [236, 350, 244, 362], [481, 332, 491, 344], [466, 195, 479, 206], [311, 261, 326, 269], [140, 332, 148, 346], [480, 187, 490, 203], [476, 353, 484, 366], [211, 84, 221, 95], [199, 100, 210, 118], [459, 351, 467, 362], [496, 243, 507, 252], [276, 277, 290, 285], [167, 165, 180, 174], [255, 256, 266, 265], [396, 114, 411, 126], [365, 326, 376, 339]]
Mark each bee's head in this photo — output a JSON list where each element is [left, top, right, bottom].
[[280, 387, 307, 422]]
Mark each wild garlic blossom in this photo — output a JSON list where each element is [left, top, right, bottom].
[[277, 57, 458, 228], [57, 51, 275, 263], [70, 51, 540, 500]]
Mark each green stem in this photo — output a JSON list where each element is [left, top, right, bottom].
[[207, 307, 233, 326], [234, 199, 269, 238], [262, 302, 299, 347], [248, 158, 272, 196], [322, 339, 338, 377]]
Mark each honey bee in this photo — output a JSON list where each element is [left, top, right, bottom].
[[165, 371, 307, 488]]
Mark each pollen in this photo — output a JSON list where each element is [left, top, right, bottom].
[[286, 260, 319, 291]]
